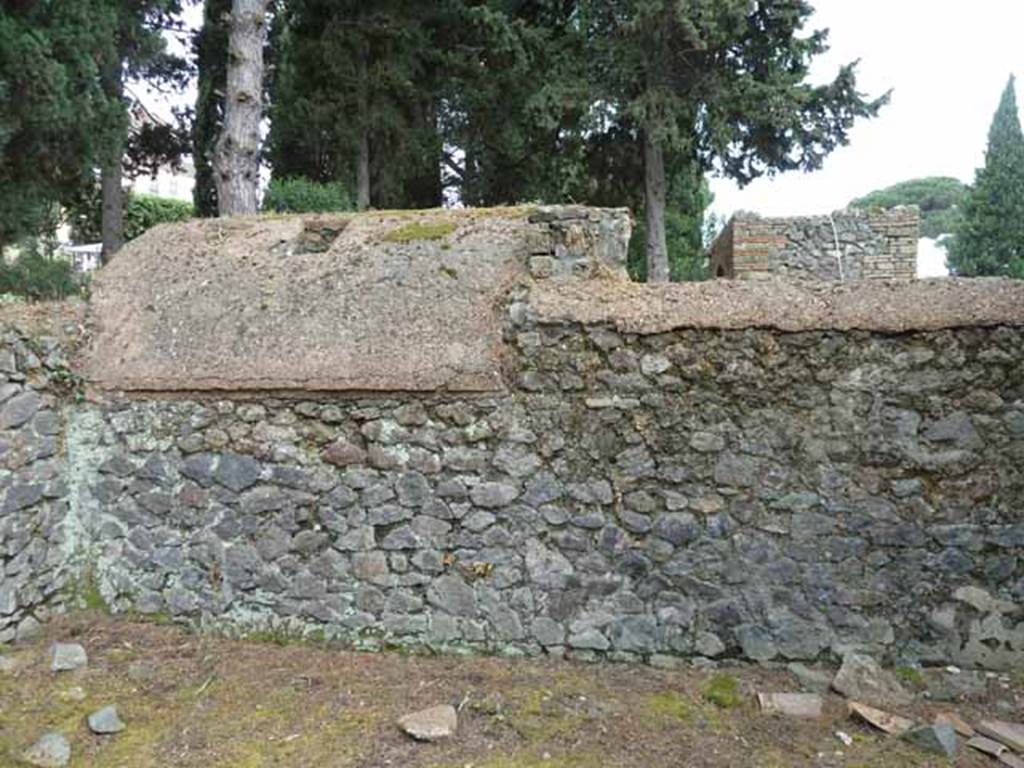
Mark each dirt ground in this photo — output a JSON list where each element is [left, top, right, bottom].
[[0, 613, 1019, 767]]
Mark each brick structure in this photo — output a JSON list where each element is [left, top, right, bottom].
[[709, 207, 919, 282]]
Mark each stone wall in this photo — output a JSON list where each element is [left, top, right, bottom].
[[65, 312, 1024, 670], [0, 330, 73, 643], [709, 208, 919, 282], [3, 207, 1023, 671]]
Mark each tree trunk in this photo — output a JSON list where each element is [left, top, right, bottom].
[[100, 57, 125, 264], [214, 0, 269, 216], [643, 129, 670, 283], [100, 151, 125, 262], [356, 128, 370, 210]]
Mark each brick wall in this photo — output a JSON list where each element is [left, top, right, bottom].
[[709, 208, 919, 282]]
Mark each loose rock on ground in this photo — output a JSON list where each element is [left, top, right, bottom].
[[88, 705, 126, 734], [397, 704, 458, 741], [22, 732, 70, 768], [49, 643, 87, 673]]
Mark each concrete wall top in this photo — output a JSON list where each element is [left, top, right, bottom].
[[84, 206, 631, 393]]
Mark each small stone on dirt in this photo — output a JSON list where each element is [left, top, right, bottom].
[[977, 720, 1024, 752], [831, 653, 912, 708], [757, 693, 823, 719], [397, 704, 458, 741], [88, 705, 125, 734], [848, 701, 915, 735], [49, 643, 87, 672], [903, 723, 958, 759], [22, 732, 71, 767]]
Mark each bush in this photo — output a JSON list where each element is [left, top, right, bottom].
[[262, 177, 353, 214], [0, 242, 77, 300], [66, 188, 194, 243], [124, 194, 193, 240]]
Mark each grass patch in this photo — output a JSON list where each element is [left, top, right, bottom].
[[646, 691, 694, 721], [895, 666, 925, 688], [382, 221, 457, 243], [703, 674, 743, 709]]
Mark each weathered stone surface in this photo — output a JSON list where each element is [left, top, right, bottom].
[[22, 732, 70, 767], [757, 693, 823, 719], [903, 723, 958, 759], [0, 390, 41, 429], [977, 720, 1024, 752], [4, 223, 1024, 671], [397, 705, 457, 741], [86, 208, 631, 392], [831, 655, 912, 708], [788, 663, 833, 693], [469, 482, 519, 508], [88, 705, 125, 734], [848, 701, 915, 735], [50, 643, 88, 673], [709, 209, 919, 283]]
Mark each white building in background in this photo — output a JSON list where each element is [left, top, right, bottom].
[[130, 157, 195, 204]]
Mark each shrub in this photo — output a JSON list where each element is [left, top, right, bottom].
[[0, 242, 77, 300], [262, 177, 353, 214], [66, 188, 194, 243], [124, 194, 193, 240]]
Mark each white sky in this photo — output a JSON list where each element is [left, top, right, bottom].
[[708, 0, 1024, 219]]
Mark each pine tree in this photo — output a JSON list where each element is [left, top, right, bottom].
[[580, 0, 886, 282], [948, 76, 1024, 278]]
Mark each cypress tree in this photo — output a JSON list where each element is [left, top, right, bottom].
[[0, 1, 121, 250], [948, 76, 1024, 278]]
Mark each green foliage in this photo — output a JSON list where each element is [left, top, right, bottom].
[[125, 194, 193, 238], [851, 177, 968, 238], [67, 189, 193, 243], [703, 674, 743, 709], [0, 243, 78, 301], [0, 1, 121, 249], [262, 177, 353, 214], [947, 76, 1024, 278], [262, 0, 881, 281], [268, 0, 449, 209]]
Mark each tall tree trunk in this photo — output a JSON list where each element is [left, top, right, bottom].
[[193, 0, 231, 217], [214, 0, 269, 216], [100, 59, 125, 264], [643, 129, 670, 283], [356, 128, 371, 211]]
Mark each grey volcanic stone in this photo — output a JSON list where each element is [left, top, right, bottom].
[[903, 723, 957, 758], [426, 575, 477, 617], [469, 482, 519, 508], [831, 654, 912, 708], [0, 390, 41, 429], [22, 732, 70, 767], [50, 643, 88, 672], [788, 662, 833, 693], [735, 624, 778, 662], [88, 705, 125, 734], [214, 453, 262, 492], [3, 484, 44, 512]]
